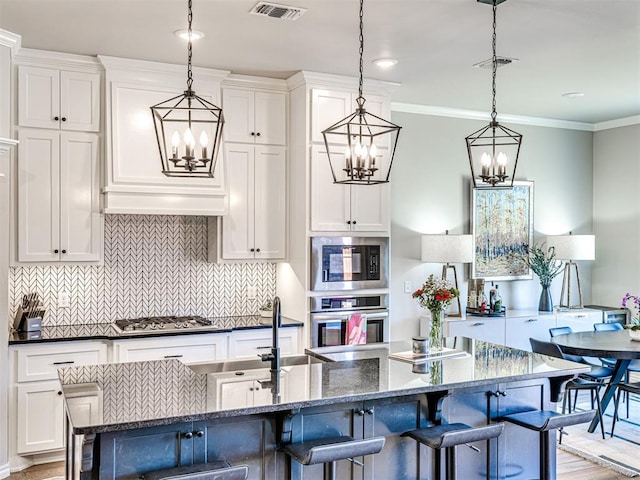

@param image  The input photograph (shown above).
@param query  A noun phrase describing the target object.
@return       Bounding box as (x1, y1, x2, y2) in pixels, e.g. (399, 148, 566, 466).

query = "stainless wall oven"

(310, 236, 389, 291)
(310, 294, 389, 348)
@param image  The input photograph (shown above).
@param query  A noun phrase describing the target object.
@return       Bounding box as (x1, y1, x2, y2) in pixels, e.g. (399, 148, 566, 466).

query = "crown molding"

(287, 70, 400, 96)
(391, 102, 596, 132)
(98, 55, 230, 83)
(223, 73, 288, 92)
(0, 29, 21, 57)
(14, 48, 101, 72)
(593, 115, 640, 132)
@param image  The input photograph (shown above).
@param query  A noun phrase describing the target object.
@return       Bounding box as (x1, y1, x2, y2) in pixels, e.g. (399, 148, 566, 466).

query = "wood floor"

(6, 453, 630, 480)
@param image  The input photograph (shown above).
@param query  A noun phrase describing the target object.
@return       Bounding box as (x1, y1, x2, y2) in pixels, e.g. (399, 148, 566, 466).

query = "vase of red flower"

(413, 274, 459, 352)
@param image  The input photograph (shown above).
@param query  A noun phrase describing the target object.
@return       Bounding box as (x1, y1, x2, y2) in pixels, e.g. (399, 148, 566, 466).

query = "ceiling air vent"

(473, 56, 518, 69)
(250, 2, 307, 21)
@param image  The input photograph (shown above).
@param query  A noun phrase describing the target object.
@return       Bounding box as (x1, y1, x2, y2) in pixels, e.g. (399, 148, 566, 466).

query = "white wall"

(592, 124, 640, 307)
(388, 111, 594, 341)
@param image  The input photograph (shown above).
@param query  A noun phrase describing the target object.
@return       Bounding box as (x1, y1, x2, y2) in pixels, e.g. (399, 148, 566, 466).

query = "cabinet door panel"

(505, 315, 556, 351)
(60, 70, 100, 132)
(17, 380, 65, 454)
(222, 88, 255, 143)
(254, 91, 286, 145)
(310, 145, 350, 232)
(350, 181, 389, 232)
(222, 144, 254, 259)
(18, 66, 60, 129)
(311, 89, 351, 144)
(254, 146, 286, 259)
(17, 129, 60, 262)
(59, 132, 101, 261)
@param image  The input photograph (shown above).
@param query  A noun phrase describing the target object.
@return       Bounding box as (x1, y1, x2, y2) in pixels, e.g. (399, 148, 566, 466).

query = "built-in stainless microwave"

(310, 237, 389, 291)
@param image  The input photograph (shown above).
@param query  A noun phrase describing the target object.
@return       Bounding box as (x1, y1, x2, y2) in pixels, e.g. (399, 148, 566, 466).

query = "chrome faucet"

(260, 296, 281, 373)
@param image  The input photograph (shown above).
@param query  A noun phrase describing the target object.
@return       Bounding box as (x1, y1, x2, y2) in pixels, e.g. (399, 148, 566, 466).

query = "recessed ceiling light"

(373, 58, 398, 68)
(561, 92, 585, 98)
(174, 30, 205, 41)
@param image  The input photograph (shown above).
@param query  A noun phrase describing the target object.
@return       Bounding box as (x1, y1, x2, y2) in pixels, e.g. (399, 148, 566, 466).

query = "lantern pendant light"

(466, 0, 522, 188)
(321, 0, 402, 185)
(150, 0, 224, 178)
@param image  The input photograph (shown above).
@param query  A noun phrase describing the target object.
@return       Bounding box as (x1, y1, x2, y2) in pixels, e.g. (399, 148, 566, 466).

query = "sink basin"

(188, 354, 324, 375)
(306, 343, 391, 363)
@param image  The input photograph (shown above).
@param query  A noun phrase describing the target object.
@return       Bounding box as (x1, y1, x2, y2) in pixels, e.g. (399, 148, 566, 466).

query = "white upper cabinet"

(17, 129, 101, 262)
(220, 144, 286, 260)
(99, 55, 230, 215)
(223, 88, 286, 145)
(310, 144, 389, 233)
(18, 65, 100, 132)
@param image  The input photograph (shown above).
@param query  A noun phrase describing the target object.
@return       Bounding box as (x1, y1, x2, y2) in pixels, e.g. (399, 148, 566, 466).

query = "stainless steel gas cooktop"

(113, 315, 218, 334)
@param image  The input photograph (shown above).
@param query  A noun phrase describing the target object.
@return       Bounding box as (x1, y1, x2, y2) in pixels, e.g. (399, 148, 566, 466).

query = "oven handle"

(311, 310, 389, 322)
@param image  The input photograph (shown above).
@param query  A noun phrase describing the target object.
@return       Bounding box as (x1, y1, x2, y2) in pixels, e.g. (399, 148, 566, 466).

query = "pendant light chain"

(491, 0, 498, 123)
(356, 0, 365, 108)
(186, 0, 194, 93)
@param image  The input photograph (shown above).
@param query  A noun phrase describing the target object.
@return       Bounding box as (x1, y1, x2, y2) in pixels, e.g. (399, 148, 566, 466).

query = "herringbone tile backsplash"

(8, 215, 276, 326)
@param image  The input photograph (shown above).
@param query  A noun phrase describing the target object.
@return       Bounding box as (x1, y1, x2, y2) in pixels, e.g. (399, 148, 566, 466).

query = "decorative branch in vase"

(521, 242, 563, 312)
(412, 274, 459, 352)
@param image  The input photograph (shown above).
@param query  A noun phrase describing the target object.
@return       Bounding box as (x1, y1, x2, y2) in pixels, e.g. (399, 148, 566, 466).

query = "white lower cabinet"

(9, 341, 108, 462)
(555, 310, 602, 333)
(16, 380, 65, 454)
(228, 328, 300, 359)
(504, 315, 556, 351)
(112, 334, 228, 364)
(445, 316, 506, 345)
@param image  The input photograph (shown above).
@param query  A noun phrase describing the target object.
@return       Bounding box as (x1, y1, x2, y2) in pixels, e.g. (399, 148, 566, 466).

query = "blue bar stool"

(498, 409, 595, 480)
(141, 461, 249, 480)
(402, 423, 504, 480)
(283, 435, 385, 480)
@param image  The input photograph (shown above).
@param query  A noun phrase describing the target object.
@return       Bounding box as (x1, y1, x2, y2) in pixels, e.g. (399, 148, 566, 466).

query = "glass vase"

(428, 308, 444, 352)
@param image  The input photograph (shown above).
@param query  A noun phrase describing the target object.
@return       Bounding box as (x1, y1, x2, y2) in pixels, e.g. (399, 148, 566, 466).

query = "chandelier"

(321, 0, 401, 185)
(150, 0, 224, 178)
(466, 0, 522, 188)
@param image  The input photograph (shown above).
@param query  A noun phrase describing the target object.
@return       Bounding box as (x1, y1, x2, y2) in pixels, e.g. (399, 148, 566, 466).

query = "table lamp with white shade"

(545, 233, 595, 309)
(421, 232, 474, 316)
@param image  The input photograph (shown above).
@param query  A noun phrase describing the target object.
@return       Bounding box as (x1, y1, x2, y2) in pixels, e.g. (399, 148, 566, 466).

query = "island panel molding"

(8, 214, 276, 325)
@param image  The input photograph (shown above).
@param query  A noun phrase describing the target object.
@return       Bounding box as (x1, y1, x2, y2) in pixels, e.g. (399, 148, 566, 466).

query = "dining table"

(552, 329, 640, 433)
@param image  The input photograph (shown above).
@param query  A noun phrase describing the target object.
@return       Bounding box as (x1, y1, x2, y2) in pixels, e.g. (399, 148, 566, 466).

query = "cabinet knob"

(365, 408, 374, 415)
(54, 249, 59, 254)
(256, 132, 261, 137)
(256, 248, 260, 252)
(54, 116, 59, 121)
(61, 249, 67, 254)
(61, 117, 67, 122)
(250, 132, 255, 136)
(347, 220, 351, 225)
(250, 248, 255, 252)
(195, 430, 204, 438)
(57, 391, 63, 396)
(355, 409, 365, 416)
(352, 221, 356, 225)
(183, 432, 193, 439)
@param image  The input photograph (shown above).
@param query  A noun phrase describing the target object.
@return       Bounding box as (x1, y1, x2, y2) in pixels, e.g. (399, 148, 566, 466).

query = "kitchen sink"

(305, 343, 391, 362)
(188, 354, 324, 375)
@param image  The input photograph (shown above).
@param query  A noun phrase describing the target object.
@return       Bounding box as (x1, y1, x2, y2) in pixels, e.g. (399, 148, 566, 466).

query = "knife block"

(13, 306, 46, 332)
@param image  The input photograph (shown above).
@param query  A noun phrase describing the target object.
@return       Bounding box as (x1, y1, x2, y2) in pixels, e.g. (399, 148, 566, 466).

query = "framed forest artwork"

(471, 181, 534, 281)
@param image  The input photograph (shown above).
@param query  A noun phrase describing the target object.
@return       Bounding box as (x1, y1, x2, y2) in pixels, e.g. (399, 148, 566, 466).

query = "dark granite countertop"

(59, 339, 588, 435)
(9, 316, 303, 344)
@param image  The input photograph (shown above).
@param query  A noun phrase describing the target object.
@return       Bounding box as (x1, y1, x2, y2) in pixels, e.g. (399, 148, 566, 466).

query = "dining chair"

(530, 338, 605, 440)
(593, 322, 640, 418)
(549, 326, 614, 381)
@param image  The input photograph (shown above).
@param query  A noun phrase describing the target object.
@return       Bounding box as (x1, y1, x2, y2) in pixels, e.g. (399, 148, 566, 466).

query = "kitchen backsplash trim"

(9, 215, 276, 326)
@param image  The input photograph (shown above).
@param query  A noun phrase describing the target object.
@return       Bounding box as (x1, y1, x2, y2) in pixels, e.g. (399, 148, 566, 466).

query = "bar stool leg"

(445, 446, 457, 480)
(325, 460, 336, 480)
(434, 448, 442, 480)
(540, 431, 551, 480)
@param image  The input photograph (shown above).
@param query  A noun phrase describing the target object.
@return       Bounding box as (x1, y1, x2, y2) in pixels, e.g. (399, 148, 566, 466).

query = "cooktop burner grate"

(113, 315, 216, 334)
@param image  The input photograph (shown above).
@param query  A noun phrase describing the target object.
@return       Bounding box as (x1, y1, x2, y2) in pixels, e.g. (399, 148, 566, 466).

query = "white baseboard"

(0, 462, 10, 479)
